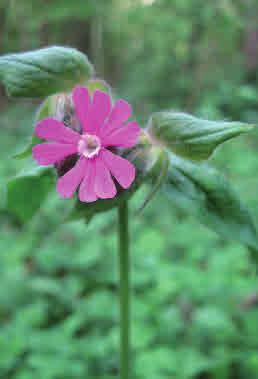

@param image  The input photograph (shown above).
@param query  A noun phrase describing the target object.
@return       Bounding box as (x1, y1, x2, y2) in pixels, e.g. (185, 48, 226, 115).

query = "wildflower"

(32, 86, 140, 202)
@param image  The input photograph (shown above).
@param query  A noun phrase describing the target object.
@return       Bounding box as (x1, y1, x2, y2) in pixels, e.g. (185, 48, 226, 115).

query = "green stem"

(118, 201, 130, 379)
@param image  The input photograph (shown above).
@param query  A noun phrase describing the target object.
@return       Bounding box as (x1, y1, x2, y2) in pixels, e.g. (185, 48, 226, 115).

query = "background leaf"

(5, 166, 55, 224)
(164, 154, 258, 252)
(14, 95, 57, 160)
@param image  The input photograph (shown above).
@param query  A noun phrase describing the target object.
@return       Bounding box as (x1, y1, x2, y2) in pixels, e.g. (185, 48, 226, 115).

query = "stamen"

(78, 134, 101, 158)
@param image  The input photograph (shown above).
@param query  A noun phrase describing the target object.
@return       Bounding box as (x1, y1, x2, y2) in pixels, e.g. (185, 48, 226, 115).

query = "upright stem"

(118, 201, 130, 379)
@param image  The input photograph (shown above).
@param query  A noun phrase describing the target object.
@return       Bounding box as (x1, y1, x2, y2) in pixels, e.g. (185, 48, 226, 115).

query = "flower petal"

(79, 159, 97, 202)
(72, 86, 91, 132)
(56, 156, 87, 198)
(35, 118, 80, 144)
(101, 99, 132, 138)
(102, 121, 140, 148)
(94, 156, 117, 199)
(108, 99, 132, 127)
(32, 143, 77, 166)
(100, 149, 135, 189)
(87, 90, 112, 135)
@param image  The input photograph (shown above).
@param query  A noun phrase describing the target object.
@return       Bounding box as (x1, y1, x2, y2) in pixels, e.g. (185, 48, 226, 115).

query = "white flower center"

(78, 134, 101, 158)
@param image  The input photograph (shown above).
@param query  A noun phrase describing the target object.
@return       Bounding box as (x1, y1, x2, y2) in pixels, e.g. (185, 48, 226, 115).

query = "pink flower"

(32, 86, 140, 202)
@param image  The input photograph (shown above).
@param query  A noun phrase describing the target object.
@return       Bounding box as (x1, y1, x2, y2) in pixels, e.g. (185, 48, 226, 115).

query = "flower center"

(78, 134, 101, 158)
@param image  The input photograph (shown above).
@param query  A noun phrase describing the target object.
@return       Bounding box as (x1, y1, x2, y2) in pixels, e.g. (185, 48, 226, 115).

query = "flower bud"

(53, 93, 81, 133)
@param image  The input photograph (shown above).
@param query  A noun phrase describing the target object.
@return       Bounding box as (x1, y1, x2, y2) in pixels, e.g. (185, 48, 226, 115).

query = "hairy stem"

(118, 201, 130, 379)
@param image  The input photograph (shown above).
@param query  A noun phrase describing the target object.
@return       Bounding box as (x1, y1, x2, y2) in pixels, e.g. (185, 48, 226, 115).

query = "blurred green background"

(1, 0, 258, 378)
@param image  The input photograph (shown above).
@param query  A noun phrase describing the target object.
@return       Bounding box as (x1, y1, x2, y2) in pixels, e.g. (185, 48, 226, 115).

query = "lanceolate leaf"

(0, 46, 94, 98)
(164, 154, 258, 251)
(6, 166, 55, 224)
(149, 111, 254, 161)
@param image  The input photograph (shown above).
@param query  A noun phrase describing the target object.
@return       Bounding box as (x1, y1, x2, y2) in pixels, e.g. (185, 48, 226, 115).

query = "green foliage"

(2, 103, 258, 379)
(1, 0, 258, 378)
(149, 111, 254, 160)
(5, 165, 55, 224)
(0, 46, 93, 97)
(85, 79, 111, 95)
(164, 154, 258, 253)
(14, 95, 57, 160)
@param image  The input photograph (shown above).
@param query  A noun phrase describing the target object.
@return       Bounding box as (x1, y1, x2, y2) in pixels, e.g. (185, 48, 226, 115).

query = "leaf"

(14, 95, 56, 160)
(5, 166, 55, 224)
(13, 135, 40, 160)
(0, 46, 94, 98)
(164, 154, 258, 251)
(137, 150, 169, 213)
(149, 111, 254, 160)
